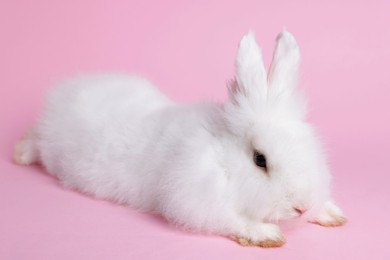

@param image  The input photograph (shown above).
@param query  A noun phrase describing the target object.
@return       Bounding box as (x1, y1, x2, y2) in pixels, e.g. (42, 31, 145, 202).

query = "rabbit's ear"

(267, 29, 300, 100)
(230, 31, 267, 104)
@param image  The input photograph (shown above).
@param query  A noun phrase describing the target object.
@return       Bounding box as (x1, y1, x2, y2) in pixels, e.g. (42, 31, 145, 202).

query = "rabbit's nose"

(293, 206, 307, 215)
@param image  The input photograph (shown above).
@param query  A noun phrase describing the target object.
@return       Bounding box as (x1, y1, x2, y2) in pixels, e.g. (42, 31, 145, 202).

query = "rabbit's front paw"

(310, 201, 347, 227)
(230, 223, 285, 248)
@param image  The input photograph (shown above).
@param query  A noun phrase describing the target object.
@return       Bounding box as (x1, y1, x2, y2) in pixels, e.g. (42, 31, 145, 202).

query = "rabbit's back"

(36, 74, 173, 203)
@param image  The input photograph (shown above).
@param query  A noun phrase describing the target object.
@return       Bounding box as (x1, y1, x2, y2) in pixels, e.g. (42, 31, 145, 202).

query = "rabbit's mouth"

(266, 201, 313, 222)
(281, 208, 308, 220)
(293, 206, 308, 216)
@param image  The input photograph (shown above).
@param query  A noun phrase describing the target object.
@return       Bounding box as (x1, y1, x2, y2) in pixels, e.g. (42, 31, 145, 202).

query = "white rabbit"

(14, 30, 346, 247)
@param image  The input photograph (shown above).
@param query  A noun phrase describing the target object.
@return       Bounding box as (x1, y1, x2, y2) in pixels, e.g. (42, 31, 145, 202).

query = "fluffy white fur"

(14, 30, 346, 247)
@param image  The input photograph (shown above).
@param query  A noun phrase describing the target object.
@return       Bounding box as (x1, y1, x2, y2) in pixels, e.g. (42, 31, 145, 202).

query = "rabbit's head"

(222, 30, 331, 222)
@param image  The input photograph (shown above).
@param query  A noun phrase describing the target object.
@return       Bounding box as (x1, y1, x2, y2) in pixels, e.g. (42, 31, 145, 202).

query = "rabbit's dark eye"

(253, 151, 267, 170)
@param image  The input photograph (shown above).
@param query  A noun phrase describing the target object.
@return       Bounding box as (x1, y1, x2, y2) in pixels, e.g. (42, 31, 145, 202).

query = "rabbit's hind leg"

(14, 128, 39, 165)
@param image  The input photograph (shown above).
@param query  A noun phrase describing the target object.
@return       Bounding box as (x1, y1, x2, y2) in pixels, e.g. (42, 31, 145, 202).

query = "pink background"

(1, 0, 389, 259)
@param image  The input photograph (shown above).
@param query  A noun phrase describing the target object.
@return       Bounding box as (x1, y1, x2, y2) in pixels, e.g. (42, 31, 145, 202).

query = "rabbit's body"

(15, 30, 346, 247)
(18, 75, 250, 233)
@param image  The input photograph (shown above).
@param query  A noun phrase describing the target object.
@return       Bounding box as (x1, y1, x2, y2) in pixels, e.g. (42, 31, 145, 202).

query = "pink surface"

(1, 0, 389, 259)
